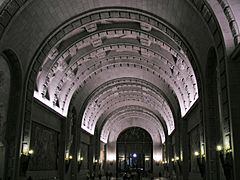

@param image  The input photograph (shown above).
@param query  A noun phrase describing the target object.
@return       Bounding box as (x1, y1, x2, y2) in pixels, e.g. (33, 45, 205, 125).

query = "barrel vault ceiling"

(33, 8, 199, 144)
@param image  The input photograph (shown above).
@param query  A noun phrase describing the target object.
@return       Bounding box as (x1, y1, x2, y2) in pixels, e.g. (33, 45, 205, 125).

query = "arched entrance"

(116, 127, 153, 177)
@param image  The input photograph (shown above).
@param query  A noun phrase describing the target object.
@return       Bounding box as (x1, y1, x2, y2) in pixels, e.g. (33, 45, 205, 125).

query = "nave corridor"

(0, 0, 240, 180)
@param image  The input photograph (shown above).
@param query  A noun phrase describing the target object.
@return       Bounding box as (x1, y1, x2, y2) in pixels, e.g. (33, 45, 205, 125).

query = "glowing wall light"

(194, 151, 200, 157)
(216, 145, 223, 152)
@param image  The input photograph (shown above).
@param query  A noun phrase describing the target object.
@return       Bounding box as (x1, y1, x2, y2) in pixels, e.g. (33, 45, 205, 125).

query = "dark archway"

(116, 127, 153, 177)
(1, 50, 22, 180)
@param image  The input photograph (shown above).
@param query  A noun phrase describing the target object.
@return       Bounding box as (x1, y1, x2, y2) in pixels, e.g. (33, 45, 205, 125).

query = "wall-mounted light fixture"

(98, 159, 103, 170)
(77, 155, 83, 171)
(28, 149, 34, 155)
(163, 160, 168, 164)
(194, 151, 200, 157)
(194, 150, 205, 178)
(161, 160, 168, 171)
(216, 144, 233, 180)
(175, 156, 180, 161)
(20, 143, 34, 176)
(65, 152, 72, 173)
(174, 156, 182, 173)
(145, 157, 150, 161)
(216, 145, 223, 152)
(170, 157, 177, 173)
(93, 159, 99, 170)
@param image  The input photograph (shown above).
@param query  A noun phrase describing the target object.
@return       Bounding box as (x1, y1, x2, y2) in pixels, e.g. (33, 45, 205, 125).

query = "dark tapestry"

(28, 122, 58, 170)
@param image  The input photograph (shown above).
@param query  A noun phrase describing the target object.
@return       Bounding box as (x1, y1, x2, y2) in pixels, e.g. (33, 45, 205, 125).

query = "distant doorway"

(116, 127, 153, 176)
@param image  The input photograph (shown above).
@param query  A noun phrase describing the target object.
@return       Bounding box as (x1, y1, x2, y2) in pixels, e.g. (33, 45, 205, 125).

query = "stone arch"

(26, 7, 201, 121)
(99, 106, 166, 144)
(0, 53, 10, 179)
(0, 49, 22, 180)
(80, 78, 175, 136)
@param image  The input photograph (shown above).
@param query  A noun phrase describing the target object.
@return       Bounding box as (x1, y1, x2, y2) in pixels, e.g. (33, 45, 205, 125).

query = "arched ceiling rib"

(34, 22, 198, 115)
(95, 100, 169, 134)
(82, 93, 171, 134)
(100, 107, 165, 144)
(71, 67, 179, 112)
(81, 78, 174, 135)
(33, 8, 200, 138)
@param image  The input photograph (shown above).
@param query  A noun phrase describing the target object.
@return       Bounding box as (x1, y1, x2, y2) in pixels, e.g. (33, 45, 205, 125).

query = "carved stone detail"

(217, 0, 240, 45)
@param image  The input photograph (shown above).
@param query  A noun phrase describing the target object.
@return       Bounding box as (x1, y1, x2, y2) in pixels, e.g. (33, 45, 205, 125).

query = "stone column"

(181, 118, 189, 180)
(228, 46, 240, 180)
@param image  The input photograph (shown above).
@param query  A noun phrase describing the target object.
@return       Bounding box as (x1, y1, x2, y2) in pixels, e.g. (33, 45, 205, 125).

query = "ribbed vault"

(0, 0, 240, 178)
(82, 78, 174, 136)
(32, 8, 200, 145)
(100, 106, 166, 143)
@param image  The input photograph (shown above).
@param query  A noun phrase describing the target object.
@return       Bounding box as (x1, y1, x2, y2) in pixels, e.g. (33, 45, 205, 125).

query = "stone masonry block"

(217, 44, 224, 60)
(120, 11, 129, 19)
(208, 17, 217, 34)
(110, 11, 120, 18)
(194, 0, 204, 11)
(214, 31, 222, 47)
(201, 5, 211, 22)
(5, 0, 19, 16)
(0, 10, 11, 27)
(100, 12, 110, 19)
(63, 24, 74, 34)
(15, 0, 27, 6)
(81, 16, 91, 25)
(49, 36, 58, 47)
(0, 24, 4, 37)
(91, 13, 100, 21)
(55, 30, 65, 41)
